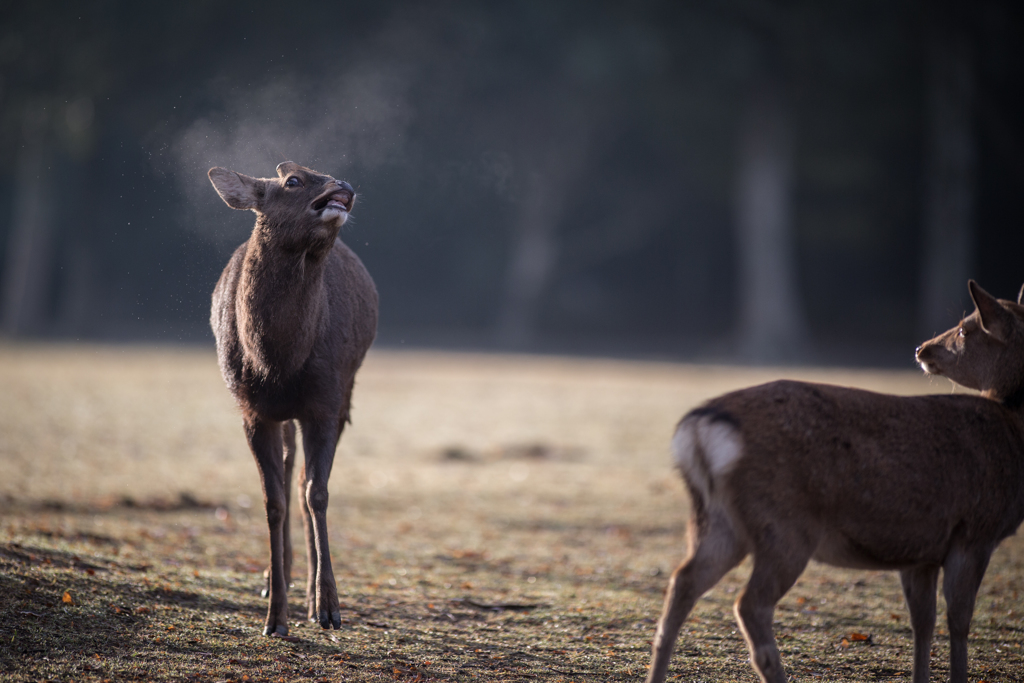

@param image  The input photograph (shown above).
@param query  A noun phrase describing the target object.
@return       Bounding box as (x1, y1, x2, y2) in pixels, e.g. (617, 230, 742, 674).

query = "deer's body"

(213, 236, 376, 421)
(209, 162, 377, 637)
(681, 383, 1024, 571)
(648, 282, 1024, 683)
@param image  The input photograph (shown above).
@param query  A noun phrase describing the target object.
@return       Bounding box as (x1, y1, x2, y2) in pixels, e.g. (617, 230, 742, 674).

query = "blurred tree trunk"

(497, 169, 561, 348)
(55, 242, 96, 337)
(734, 72, 808, 363)
(919, 13, 975, 336)
(497, 127, 589, 348)
(2, 115, 55, 337)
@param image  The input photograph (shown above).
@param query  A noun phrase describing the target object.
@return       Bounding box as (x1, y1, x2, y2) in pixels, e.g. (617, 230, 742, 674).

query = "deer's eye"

(958, 326, 966, 338)
(285, 176, 302, 188)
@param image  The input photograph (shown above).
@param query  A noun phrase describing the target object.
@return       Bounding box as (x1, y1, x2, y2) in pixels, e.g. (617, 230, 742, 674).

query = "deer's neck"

(236, 225, 329, 380)
(981, 362, 1024, 411)
(994, 388, 1024, 413)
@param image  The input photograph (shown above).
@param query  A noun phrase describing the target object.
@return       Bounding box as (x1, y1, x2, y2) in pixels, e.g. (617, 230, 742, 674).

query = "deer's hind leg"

(298, 455, 317, 621)
(942, 546, 992, 683)
(734, 530, 814, 683)
(647, 507, 747, 683)
(282, 420, 297, 586)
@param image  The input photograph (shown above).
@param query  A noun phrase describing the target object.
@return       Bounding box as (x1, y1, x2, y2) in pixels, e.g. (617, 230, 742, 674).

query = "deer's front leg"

(899, 565, 939, 683)
(263, 420, 298, 600)
(300, 418, 342, 629)
(245, 416, 289, 636)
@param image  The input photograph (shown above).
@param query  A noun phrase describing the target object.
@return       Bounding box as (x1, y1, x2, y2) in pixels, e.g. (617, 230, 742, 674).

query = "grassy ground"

(1, 345, 1022, 682)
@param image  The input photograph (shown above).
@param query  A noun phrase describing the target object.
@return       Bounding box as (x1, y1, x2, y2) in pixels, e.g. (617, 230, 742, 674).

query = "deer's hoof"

(263, 623, 288, 637)
(318, 610, 342, 629)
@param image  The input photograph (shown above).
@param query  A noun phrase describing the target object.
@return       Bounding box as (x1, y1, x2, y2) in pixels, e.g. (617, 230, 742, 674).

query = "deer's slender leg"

(647, 511, 746, 683)
(245, 415, 289, 636)
(299, 417, 342, 629)
(298, 456, 318, 621)
(899, 564, 939, 683)
(281, 420, 297, 586)
(942, 547, 991, 683)
(264, 420, 298, 599)
(734, 542, 811, 683)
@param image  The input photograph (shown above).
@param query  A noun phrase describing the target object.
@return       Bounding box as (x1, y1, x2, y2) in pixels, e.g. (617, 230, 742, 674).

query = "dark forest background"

(1, 0, 1022, 365)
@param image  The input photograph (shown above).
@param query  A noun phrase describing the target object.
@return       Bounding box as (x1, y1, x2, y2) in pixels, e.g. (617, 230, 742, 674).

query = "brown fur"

(647, 281, 1024, 683)
(209, 161, 377, 636)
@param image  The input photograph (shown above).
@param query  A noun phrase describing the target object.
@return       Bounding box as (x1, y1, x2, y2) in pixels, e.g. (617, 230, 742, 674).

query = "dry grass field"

(1, 345, 1022, 682)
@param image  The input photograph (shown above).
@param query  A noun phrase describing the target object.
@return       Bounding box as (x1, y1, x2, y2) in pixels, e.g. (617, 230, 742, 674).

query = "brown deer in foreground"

(647, 281, 1024, 683)
(208, 162, 377, 636)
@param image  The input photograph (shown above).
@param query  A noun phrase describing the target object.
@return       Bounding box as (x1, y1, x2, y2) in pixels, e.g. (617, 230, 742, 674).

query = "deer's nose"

(335, 180, 353, 193)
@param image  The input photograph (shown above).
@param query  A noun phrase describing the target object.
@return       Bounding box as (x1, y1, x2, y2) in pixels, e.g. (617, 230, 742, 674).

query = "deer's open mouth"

(312, 190, 353, 213)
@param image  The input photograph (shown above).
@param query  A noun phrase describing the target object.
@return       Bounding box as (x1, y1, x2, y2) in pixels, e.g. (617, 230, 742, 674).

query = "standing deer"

(208, 162, 377, 636)
(647, 281, 1024, 683)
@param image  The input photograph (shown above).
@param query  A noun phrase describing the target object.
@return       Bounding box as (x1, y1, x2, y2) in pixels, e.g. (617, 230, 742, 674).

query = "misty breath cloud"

(170, 68, 414, 248)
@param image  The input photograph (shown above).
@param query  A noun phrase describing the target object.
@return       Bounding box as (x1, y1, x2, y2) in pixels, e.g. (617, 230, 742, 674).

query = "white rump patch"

(697, 419, 743, 475)
(672, 414, 744, 500)
(671, 420, 697, 473)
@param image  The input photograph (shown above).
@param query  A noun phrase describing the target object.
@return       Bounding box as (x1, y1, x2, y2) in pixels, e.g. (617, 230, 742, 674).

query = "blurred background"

(1, 0, 1022, 365)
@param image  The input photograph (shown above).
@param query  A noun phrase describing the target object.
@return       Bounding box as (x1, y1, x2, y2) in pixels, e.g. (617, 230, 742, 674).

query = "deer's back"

(210, 243, 246, 393)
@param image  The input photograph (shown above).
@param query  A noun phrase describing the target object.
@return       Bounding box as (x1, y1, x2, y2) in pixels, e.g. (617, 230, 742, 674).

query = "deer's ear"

(209, 167, 262, 210)
(276, 161, 301, 177)
(970, 280, 1015, 342)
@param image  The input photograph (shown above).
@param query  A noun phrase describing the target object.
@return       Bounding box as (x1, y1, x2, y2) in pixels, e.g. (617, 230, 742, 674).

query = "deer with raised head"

(646, 281, 1024, 683)
(208, 162, 377, 636)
